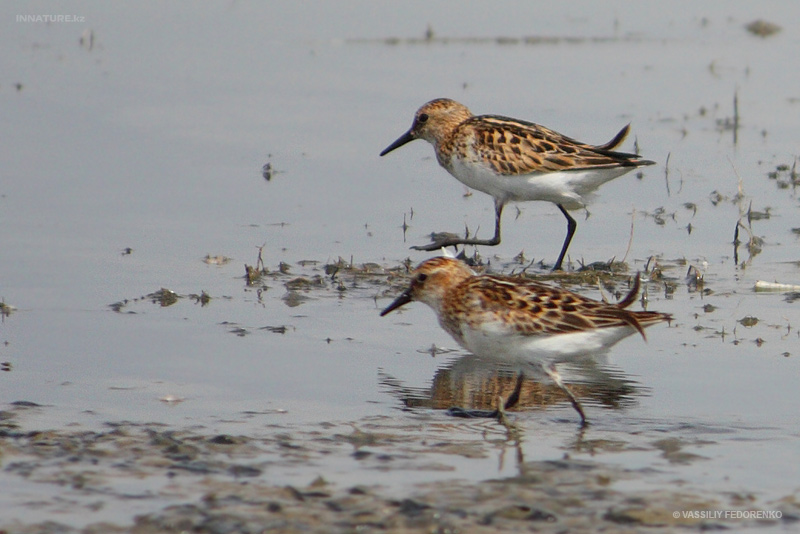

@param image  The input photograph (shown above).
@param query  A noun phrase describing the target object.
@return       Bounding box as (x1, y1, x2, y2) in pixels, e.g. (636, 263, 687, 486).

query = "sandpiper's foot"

(446, 373, 524, 420)
(411, 232, 464, 251)
(411, 232, 500, 252)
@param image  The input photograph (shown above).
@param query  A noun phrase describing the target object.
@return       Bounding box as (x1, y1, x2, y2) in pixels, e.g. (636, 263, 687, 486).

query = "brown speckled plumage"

(449, 274, 666, 339)
(383, 257, 669, 345)
(448, 113, 645, 176)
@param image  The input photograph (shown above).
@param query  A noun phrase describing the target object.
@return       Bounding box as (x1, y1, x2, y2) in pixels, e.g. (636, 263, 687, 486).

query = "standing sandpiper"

(380, 98, 655, 270)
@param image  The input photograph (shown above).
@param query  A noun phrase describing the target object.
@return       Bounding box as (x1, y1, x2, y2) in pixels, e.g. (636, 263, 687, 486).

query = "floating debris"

(203, 255, 232, 265)
(347, 28, 644, 47)
(708, 190, 727, 206)
(228, 326, 249, 337)
(766, 159, 800, 190)
(159, 395, 185, 404)
(245, 245, 269, 285)
(109, 300, 129, 313)
(285, 276, 324, 290)
(190, 291, 211, 306)
(245, 264, 268, 285)
(0, 301, 16, 318)
(738, 316, 759, 327)
(112, 288, 215, 311)
(148, 288, 179, 307)
(754, 281, 800, 292)
(260, 325, 292, 334)
(261, 157, 283, 181)
(415, 344, 458, 358)
(10, 400, 41, 408)
(746, 206, 771, 221)
(745, 20, 781, 38)
(578, 259, 628, 273)
(686, 265, 704, 291)
(79, 28, 95, 50)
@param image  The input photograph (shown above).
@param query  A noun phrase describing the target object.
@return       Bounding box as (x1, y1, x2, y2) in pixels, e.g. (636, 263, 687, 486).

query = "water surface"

(1, 1, 799, 530)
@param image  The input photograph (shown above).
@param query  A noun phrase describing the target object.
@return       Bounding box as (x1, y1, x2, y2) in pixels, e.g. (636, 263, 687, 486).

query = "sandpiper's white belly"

(447, 157, 636, 210)
(456, 321, 639, 366)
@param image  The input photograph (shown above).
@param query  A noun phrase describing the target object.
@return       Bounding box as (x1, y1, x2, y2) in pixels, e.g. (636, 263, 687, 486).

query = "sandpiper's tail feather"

(615, 274, 672, 340)
(597, 124, 630, 151)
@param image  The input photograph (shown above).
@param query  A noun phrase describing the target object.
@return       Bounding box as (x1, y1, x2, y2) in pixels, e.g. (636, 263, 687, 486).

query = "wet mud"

(2, 403, 797, 534)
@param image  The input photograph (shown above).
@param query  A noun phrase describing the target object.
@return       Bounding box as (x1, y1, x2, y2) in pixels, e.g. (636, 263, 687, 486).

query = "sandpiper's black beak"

(380, 130, 416, 156)
(380, 289, 412, 316)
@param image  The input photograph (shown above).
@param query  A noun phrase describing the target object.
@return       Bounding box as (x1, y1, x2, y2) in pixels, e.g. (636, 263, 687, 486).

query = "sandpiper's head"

(380, 99, 473, 156)
(380, 257, 474, 316)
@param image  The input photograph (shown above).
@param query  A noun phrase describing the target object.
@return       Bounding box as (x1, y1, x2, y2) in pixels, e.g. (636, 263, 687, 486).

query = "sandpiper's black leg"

(553, 204, 577, 271)
(412, 198, 505, 251)
(543, 363, 587, 427)
(487, 197, 505, 246)
(502, 371, 524, 411)
(446, 370, 524, 419)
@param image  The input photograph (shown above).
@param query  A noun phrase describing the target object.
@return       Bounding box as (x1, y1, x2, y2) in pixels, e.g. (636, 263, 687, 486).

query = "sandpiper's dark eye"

(418, 113, 429, 123)
(416, 273, 428, 282)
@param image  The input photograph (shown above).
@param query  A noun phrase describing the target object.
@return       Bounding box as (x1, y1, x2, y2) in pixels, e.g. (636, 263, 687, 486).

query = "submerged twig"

(733, 90, 739, 145)
(621, 207, 636, 264)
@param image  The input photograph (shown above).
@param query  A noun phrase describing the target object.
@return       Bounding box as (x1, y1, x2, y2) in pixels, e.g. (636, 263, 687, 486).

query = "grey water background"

(1, 1, 799, 526)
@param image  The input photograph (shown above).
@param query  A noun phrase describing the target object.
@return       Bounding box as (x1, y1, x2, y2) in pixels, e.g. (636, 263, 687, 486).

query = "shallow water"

(1, 1, 799, 531)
